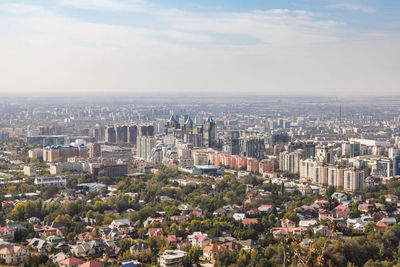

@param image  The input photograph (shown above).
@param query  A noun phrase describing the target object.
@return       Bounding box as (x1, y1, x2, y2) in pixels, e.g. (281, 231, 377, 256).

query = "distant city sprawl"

(0, 97, 398, 266)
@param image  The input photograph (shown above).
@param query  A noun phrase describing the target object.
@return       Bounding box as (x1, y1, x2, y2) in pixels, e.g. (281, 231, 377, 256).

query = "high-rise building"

(128, 125, 138, 145)
(106, 126, 116, 143)
(137, 136, 156, 161)
(139, 125, 155, 137)
(375, 158, 393, 178)
(203, 116, 216, 148)
(89, 143, 101, 158)
(239, 137, 265, 161)
(394, 156, 400, 176)
(116, 125, 128, 143)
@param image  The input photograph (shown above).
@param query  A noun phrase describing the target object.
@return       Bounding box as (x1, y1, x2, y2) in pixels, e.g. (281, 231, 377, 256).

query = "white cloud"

(0, 1, 398, 97)
(329, 3, 375, 13)
(57, 0, 147, 12)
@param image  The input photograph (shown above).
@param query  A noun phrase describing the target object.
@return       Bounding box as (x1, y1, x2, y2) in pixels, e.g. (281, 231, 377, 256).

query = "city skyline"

(0, 0, 399, 97)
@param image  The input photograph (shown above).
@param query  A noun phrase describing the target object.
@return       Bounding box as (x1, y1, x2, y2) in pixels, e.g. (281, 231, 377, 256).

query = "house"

(52, 252, 68, 263)
(233, 213, 246, 221)
(213, 208, 227, 216)
(158, 250, 187, 267)
(79, 261, 104, 267)
(70, 240, 104, 258)
(236, 239, 257, 251)
(299, 185, 313, 195)
(380, 217, 396, 226)
(361, 215, 374, 224)
(384, 194, 398, 203)
(335, 205, 350, 218)
(375, 221, 388, 232)
(130, 242, 150, 256)
(272, 229, 288, 239)
(121, 261, 139, 267)
(347, 218, 362, 227)
(331, 192, 348, 202)
(27, 238, 52, 253)
(148, 228, 163, 237)
(221, 241, 242, 251)
(77, 231, 99, 241)
(60, 257, 85, 267)
(170, 215, 189, 224)
(144, 217, 164, 227)
(358, 203, 374, 213)
(319, 209, 333, 221)
(299, 220, 317, 228)
(0, 245, 29, 265)
(246, 207, 261, 217)
(353, 223, 366, 232)
(258, 204, 273, 213)
(281, 219, 296, 228)
(242, 218, 258, 225)
(110, 219, 131, 233)
(0, 227, 15, 241)
(191, 234, 210, 247)
(313, 225, 331, 237)
(314, 199, 330, 207)
(203, 243, 221, 261)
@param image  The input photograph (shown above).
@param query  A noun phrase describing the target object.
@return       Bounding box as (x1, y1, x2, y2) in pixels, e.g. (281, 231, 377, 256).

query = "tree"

(215, 249, 237, 266)
(325, 186, 335, 199)
(188, 247, 201, 266)
(120, 239, 133, 252)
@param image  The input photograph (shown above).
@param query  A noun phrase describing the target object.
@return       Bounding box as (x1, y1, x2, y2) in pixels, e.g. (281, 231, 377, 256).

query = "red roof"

(148, 228, 163, 236)
(335, 205, 349, 211)
(242, 218, 258, 225)
(60, 257, 85, 266)
(79, 261, 104, 267)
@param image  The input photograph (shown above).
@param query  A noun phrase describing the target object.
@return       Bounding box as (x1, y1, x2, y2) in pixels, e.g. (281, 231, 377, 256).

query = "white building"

(24, 165, 36, 176)
(34, 176, 67, 187)
(158, 250, 187, 267)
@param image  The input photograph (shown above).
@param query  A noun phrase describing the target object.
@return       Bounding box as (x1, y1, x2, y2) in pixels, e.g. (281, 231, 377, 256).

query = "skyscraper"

(116, 125, 128, 143)
(203, 116, 216, 148)
(128, 125, 138, 145)
(89, 143, 101, 158)
(106, 126, 116, 143)
(137, 136, 156, 161)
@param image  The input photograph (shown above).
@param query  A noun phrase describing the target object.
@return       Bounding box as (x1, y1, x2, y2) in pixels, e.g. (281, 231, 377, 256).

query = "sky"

(0, 0, 399, 97)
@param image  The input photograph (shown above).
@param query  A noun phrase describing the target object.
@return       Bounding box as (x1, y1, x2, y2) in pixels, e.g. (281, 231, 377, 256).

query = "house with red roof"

(59, 257, 85, 267)
(242, 218, 258, 225)
(191, 234, 210, 247)
(281, 219, 296, 228)
(148, 228, 163, 237)
(319, 209, 333, 221)
(358, 203, 374, 213)
(335, 205, 350, 218)
(375, 221, 388, 232)
(384, 194, 398, 203)
(0, 227, 15, 241)
(203, 243, 221, 261)
(0, 245, 29, 265)
(79, 261, 104, 267)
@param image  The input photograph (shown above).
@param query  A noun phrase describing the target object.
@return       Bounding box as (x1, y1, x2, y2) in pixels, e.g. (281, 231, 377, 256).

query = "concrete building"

(239, 137, 265, 161)
(92, 164, 128, 178)
(89, 143, 102, 158)
(106, 126, 116, 143)
(137, 136, 156, 162)
(158, 250, 187, 267)
(43, 145, 88, 163)
(34, 176, 67, 186)
(203, 116, 216, 148)
(24, 165, 36, 176)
